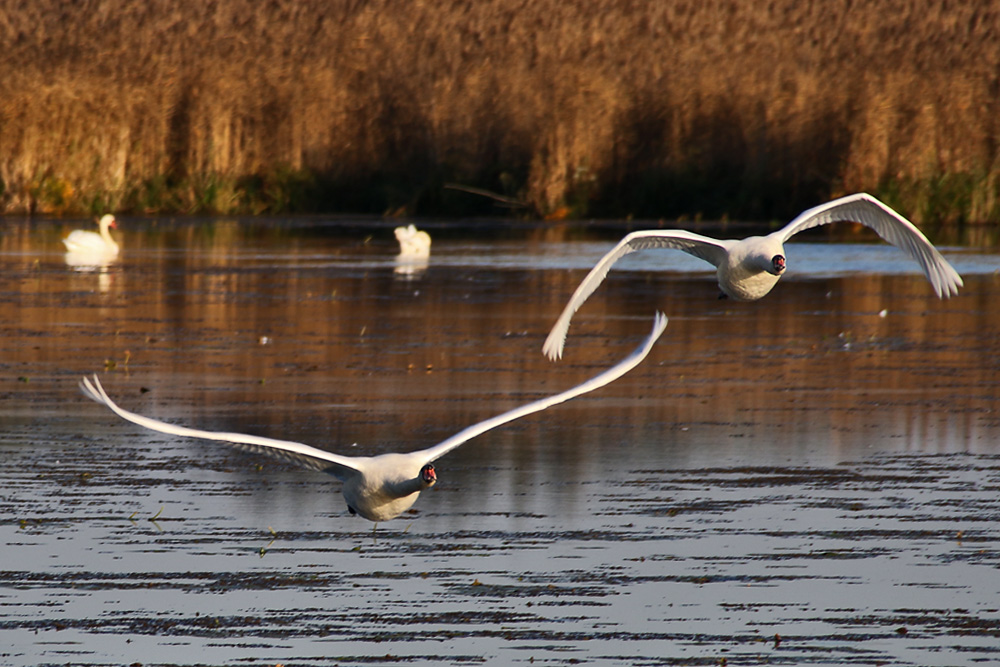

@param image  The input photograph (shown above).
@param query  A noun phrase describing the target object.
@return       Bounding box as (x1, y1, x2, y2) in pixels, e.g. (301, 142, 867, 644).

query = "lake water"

(1, 217, 999, 666)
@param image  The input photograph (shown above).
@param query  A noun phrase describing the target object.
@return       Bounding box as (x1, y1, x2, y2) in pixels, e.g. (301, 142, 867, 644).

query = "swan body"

(543, 193, 963, 360)
(63, 214, 119, 257)
(394, 224, 432, 258)
(80, 312, 667, 522)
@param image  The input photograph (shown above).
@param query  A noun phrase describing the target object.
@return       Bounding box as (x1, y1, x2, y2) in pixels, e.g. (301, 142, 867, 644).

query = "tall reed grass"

(1, 0, 999, 225)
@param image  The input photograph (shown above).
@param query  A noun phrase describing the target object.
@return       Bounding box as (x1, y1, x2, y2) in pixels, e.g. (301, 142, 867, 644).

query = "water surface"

(1, 218, 999, 666)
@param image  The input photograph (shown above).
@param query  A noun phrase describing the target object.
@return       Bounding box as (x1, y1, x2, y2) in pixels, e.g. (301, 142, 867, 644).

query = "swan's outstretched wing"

(79, 375, 361, 480)
(418, 311, 667, 464)
(776, 193, 963, 298)
(543, 231, 728, 360)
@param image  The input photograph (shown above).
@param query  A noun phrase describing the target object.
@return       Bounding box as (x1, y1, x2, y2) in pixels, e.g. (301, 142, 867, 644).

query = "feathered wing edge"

(79, 312, 665, 487)
(78, 375, 360, 480)
(778, 193, 963, 298)
(542, 231, 727, 360)
(420, 311, 668, 465)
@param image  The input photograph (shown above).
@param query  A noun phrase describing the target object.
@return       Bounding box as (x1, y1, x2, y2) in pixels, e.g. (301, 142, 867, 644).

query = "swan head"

(99, 214, 117, 230)
(420, 463, 437, 487)
(746, 236, 785, 276)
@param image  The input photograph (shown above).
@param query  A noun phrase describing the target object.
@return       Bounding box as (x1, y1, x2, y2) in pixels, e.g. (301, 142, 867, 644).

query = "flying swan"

(80, 313, 667, 523)
(543, 193, 962, 360)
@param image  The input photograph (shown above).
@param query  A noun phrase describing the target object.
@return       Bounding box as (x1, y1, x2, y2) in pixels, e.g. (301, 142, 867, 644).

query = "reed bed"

(1, 0, 999, 225)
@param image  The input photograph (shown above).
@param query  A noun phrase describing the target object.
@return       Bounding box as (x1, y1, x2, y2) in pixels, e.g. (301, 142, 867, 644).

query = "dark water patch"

(445, 580, 613, 600)
(0, 570, 351, 593)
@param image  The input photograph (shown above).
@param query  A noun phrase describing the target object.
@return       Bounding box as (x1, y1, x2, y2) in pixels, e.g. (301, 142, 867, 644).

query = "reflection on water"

(1, 217, 999, 666)
(62, 251, 118, 295)
(393, 253, 430, 279)
(62, 250, 118, 271)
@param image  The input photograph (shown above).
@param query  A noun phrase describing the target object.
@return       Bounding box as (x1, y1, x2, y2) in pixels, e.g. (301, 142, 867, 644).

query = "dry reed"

(2, 0, 999, 225)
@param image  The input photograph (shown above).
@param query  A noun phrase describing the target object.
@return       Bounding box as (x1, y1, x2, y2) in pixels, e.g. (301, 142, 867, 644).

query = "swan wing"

(417, 311, 667, 465)
(542, 230, 727, 360)
(78, 375, 361, 480)
(776, 193, 963, 298)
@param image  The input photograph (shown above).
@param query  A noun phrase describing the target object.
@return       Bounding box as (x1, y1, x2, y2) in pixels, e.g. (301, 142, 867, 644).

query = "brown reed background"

(2, 0, 999, 226)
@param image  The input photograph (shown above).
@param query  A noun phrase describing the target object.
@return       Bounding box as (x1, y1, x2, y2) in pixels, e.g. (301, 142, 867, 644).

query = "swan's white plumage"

(80, 312, 666, 522)
(394, 224, 432, 258)
(542, 193, 962, 360)
(63, 215, 119, 257)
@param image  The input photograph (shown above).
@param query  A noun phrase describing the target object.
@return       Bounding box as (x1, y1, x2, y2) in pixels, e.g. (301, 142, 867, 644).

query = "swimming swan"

(63, 214, 119, 257)
(394, 224, 432, 258)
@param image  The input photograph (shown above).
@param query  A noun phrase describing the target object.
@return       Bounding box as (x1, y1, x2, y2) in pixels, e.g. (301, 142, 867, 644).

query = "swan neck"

(393, 474, 433, 497)
(99, 220, 118, 250)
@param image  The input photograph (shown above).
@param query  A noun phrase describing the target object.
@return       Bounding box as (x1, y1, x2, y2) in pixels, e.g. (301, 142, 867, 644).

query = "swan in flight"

(543, 193, 963, 361)
(80, 313, 667, 522)
(394, 224, 432, 258)
(63, 214, 120, 257)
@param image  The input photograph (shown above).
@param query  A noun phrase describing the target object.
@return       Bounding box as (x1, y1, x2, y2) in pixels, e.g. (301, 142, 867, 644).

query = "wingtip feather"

(654, 311, 668, 333)
(541, 332, 565, 362)
(79, 374, 103, 404)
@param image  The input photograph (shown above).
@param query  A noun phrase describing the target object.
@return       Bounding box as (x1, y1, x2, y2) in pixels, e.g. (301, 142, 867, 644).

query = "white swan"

(543, 193, 963, 360)
(63, 214, 119, 257)
(80, 313, 667, 523)
(394, 224, 432, 258)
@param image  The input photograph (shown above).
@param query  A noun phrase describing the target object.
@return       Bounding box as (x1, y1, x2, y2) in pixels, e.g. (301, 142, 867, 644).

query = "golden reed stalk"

(1, 0, 998, 226)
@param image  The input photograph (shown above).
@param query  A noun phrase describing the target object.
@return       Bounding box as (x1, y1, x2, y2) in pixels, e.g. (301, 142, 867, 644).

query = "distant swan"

(63, 214, 119, 257)
(394, 224, 431, 258)
(80, 313, 667, 523)
(543, 193, 963, 360)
